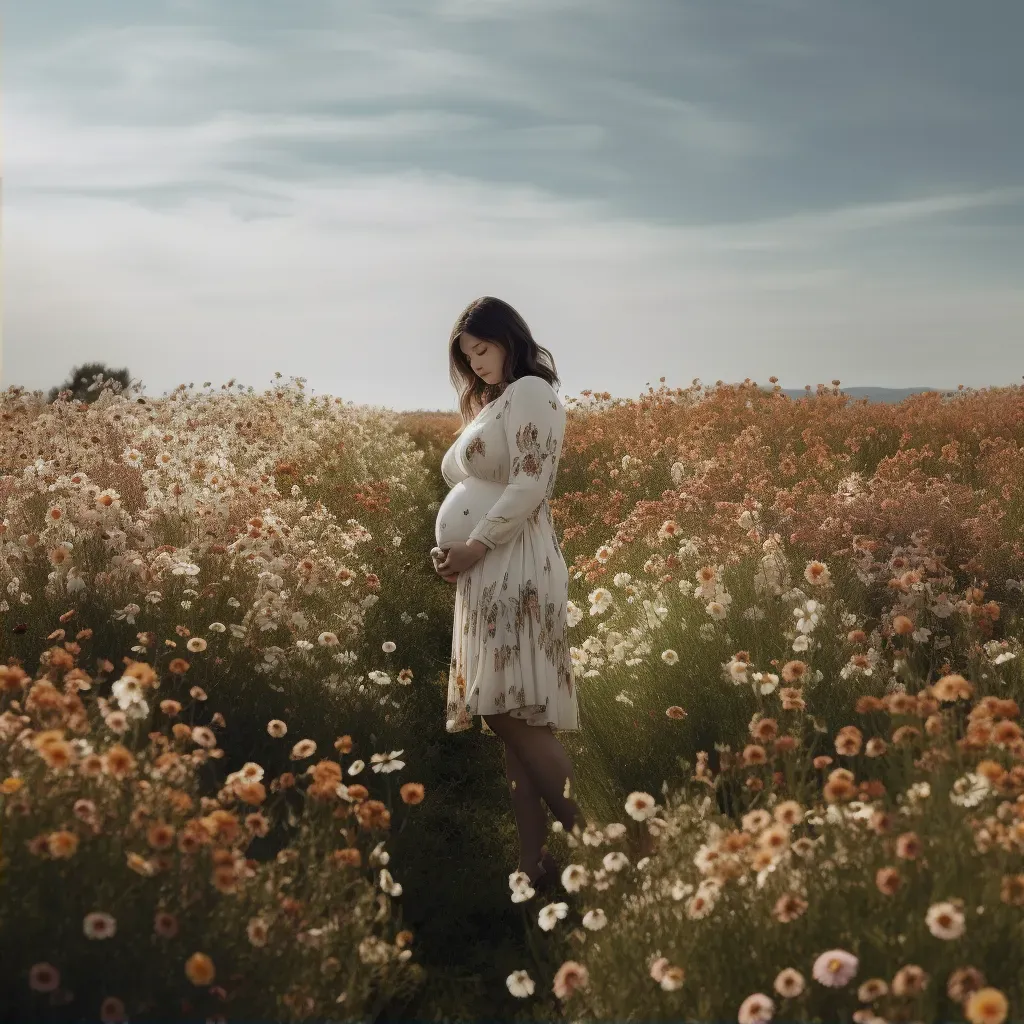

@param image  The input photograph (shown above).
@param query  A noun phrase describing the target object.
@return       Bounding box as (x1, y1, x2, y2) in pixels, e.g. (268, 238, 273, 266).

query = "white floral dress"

(436, 375, 578, 734)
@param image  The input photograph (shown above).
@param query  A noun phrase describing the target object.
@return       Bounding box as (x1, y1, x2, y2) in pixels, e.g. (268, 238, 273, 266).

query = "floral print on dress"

(440, 375, 578, 734)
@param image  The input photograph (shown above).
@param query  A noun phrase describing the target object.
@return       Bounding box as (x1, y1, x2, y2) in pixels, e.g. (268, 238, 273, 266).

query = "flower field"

(1, 374, 1022, 1022)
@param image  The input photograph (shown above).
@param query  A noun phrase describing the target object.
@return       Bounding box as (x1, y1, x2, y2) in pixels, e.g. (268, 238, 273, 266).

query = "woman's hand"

(430, 547, 461, 583)
(434, 540, 487, 576)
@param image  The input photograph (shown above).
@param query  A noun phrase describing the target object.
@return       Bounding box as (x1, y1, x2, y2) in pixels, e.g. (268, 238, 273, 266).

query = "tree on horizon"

(47, 362, 134, 404)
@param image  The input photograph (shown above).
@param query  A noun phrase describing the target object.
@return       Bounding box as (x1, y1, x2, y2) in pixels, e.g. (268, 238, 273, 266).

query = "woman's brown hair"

(447, 296, 561, 434)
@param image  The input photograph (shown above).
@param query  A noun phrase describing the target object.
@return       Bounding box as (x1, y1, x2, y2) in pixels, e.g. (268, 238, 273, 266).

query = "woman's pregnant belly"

(435, 477, 507, 548)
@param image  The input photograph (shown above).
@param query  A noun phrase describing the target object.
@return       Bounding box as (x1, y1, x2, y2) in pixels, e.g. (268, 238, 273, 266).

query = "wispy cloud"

(4, 0, 1022, 404)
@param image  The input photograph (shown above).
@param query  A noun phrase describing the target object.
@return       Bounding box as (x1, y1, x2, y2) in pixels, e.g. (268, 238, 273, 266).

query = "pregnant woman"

(433, 295, 582, 893)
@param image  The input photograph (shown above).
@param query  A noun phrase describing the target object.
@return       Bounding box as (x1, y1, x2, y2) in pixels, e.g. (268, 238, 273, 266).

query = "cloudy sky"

(5, 0, 1022, 411)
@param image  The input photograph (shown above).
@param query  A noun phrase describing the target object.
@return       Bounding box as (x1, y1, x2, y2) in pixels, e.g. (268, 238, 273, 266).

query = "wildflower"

(948, 967, 986, 1004)
(370, 750, 405, 773)
(738, 993, 775, 1023)
(773, 800, 803, 826)
(780, 660, 807, 684)
(552, 960, 589, 1000)
(835, 726, 863, 756)
(742, 809, 772, 833)
(28, 963, 60, 993)
(84, 912, 117, 939)
(932, 673, 973, 703)
(154, 911, 179, 938)
(582, 908, 607, 930)
(184, 952, 215, 986)
(101, 745, 137, 780)
(686, 889, 715, 920)
(506, 970, 536, 998)
(875, 867, 901, 896)
(1000, 875, 1024, 906)
(99, 996, 127, 1023)
(191, 726, 217, 749)
(857, 978, 888, 1002)
(538, 902, 569, 931)
(267, 719, 287, 738)
(926, 901, 966, 940)
(625, 791, 657, 821)
(662, 649, 679, 665)
(895, 832, 922, 859)
(290, 739, 317, 760)
(891, 964, 928, 997)
(658, 965, 685, 991)
(804, 561, 831, 586)
(812, 949, 858, 988)
(247, 918, 269, 947)
(186, 637, 207, 653)
(773, 893, 807, 922)
(794, 600, 821, 634)
(965, 988, 1009, 1024)
(46, 831, 79, 858)
(774, 969, 805, 998)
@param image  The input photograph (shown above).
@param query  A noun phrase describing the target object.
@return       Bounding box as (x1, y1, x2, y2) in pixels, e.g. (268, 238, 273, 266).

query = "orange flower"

(102, 745, 137, 780)
(891, 725, 921, 745)
(823, 776, 856, 803)
(855, 695, 885, 713)
(184, 952, 215, 986)
(400, 782, 425, 805)
(835, 726, 863, 756)
(236, 781, 266, 806)
(993, 721, 1022, 746)
(932, 673, 973, 703)
(742, 744, 767, 766)
(772, 893, 807, 922)
(780, 660, 807, 684)
(1000, 874, 1024, 906)
(331, 848, 362, 868)
(146, 823, 176, 850)
(47, 830, 80, 858)
(965, 987, 1008, 1024)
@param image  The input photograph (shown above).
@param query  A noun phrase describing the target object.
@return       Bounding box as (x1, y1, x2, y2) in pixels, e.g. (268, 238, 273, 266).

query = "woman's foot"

(533, 847, 561, 892)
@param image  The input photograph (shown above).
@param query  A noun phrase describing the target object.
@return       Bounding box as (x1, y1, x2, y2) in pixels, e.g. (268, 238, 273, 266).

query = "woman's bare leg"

(501, 740, 548, 881)
(483, 712, 583, 835)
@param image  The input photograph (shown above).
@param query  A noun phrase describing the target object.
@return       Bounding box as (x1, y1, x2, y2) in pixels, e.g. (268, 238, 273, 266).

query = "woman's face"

(459, 332, 505, 385)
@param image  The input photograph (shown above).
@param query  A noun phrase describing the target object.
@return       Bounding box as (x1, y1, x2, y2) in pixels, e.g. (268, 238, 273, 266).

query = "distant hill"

(764, 386, 949, 404)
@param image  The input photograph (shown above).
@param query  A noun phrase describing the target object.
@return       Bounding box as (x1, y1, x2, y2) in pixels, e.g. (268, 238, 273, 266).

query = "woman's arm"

(466, 376, 565, 551)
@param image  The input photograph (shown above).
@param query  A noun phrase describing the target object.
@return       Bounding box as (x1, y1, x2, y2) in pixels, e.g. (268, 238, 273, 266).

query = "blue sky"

(4, 0, 1023, 410)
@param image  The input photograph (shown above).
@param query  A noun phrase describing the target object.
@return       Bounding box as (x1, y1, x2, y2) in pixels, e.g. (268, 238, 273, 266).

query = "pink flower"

(739, 992, 776, 1023)
(812, 949, 859, 988)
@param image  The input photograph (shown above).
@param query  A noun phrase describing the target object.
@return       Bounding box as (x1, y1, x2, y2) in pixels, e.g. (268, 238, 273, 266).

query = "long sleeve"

(467, 376, 564, 551)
